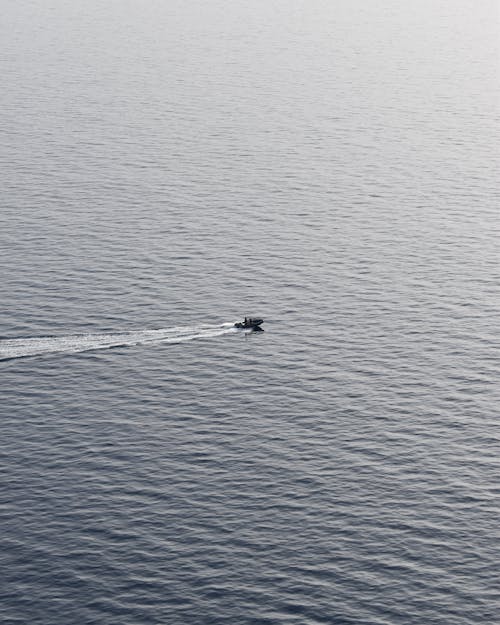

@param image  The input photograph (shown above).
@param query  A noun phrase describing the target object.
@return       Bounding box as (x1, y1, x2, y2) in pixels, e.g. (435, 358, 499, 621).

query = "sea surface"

(1, 1, 499, 623)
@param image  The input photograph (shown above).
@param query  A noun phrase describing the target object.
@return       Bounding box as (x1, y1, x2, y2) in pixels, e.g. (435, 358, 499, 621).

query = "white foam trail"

(0, 323, 236, 361)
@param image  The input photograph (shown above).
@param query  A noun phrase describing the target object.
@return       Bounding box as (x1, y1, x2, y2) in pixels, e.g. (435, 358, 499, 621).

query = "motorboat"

(234, 318, 264, 331)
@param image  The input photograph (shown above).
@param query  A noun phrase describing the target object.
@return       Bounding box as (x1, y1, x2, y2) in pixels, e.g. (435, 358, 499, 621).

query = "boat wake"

(0, 323, 236, 361)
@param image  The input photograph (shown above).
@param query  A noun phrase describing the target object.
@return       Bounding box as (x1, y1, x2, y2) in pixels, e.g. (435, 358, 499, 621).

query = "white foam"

(0, 323, 236, 361)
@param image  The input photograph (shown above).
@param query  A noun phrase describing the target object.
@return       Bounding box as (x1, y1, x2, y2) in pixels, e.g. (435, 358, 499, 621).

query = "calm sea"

(1, 1, 499, 623)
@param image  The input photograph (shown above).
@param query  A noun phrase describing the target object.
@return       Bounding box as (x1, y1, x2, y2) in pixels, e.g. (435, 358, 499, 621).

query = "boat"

(234, 317, 264, 331)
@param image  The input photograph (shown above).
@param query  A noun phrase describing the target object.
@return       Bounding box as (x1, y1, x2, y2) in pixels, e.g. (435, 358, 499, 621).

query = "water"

(1, 1, 499, 623)
(0, 324, 236, 360)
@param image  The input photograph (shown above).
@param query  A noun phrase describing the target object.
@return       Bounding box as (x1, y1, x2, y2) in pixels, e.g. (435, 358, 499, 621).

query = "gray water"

(1, 1, 499, 623)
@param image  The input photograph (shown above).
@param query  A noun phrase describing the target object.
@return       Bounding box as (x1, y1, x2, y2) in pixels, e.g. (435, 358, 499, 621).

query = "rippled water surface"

(1, 1, 499, 623)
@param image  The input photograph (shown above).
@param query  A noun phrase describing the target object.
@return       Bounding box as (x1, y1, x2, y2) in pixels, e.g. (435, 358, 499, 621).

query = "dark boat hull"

(234, 318, 264, 330)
